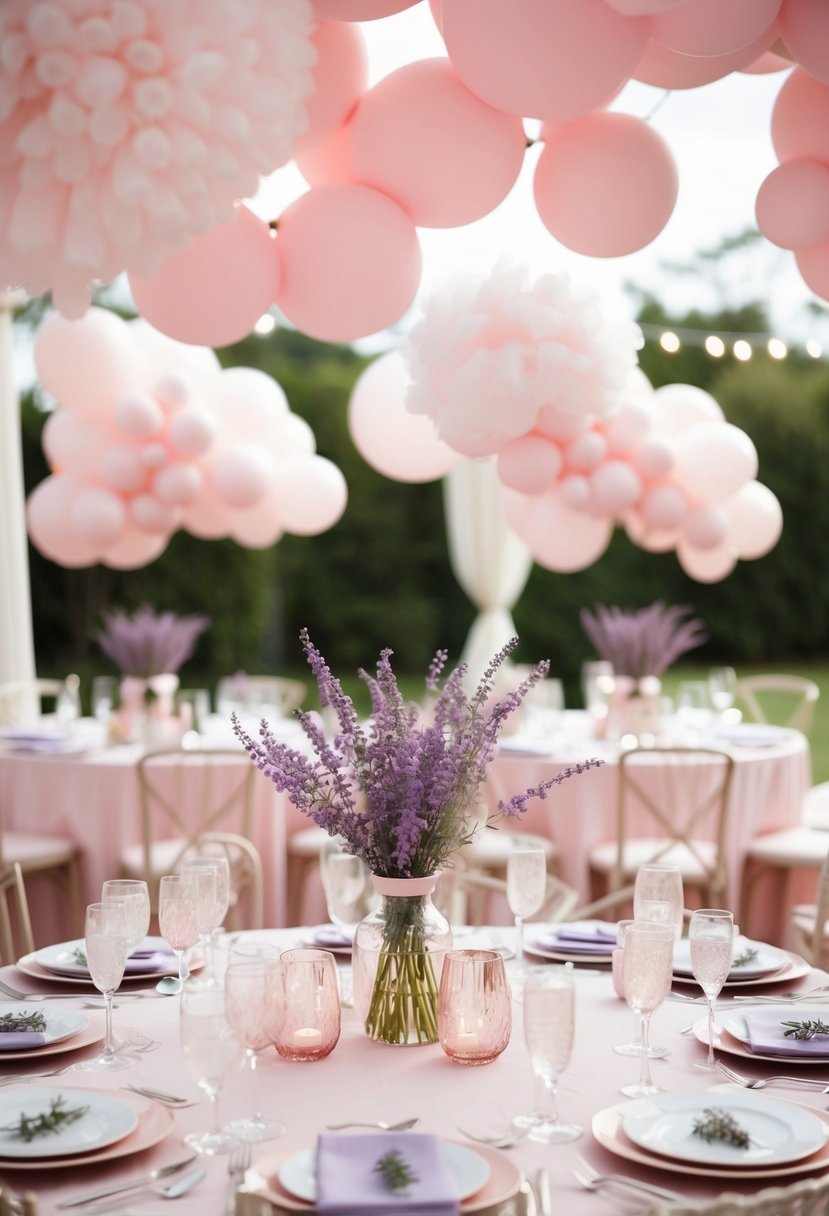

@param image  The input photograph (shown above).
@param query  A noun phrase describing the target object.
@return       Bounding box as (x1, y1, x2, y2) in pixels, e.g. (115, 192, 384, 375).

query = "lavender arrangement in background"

(580, 602, 707, 679)
(96, 605, 210, 677)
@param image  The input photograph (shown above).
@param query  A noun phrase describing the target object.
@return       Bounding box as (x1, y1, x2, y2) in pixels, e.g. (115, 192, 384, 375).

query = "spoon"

(79, 1167, 206, 1214)
(458, 1125, 529, 1149)
(156, 976, 183, 995)
(325, 1118, 420, 1131)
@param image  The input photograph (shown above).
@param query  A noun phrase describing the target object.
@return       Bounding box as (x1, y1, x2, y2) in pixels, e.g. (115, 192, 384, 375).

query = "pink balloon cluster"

(0, 0, 315, 318)
(756, 66, 829, 302)
(27, 308, 347, 569)
(402, 265, 782, 583)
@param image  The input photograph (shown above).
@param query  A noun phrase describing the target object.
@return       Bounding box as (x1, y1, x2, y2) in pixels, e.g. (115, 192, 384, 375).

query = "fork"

(0, 1063, 75, 1084)
(457, 1125, 528, 1149)
(573, 1156, 684, 1206)
(714, 1060, 829, 1092)
(225, 1141, 252, 1216)
(0, 979, 148, 1002)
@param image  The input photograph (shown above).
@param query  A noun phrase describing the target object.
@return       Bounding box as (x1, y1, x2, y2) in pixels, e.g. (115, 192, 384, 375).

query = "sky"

(250, 4, 829, 358)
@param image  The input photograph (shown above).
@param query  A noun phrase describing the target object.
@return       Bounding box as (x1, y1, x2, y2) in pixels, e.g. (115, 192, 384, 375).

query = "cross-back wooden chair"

(790, 837, 829, 967)
(0, 863, 34, 964)
(735, 673, 820, 734)
(119, 749, 256, 914)
(588, 746, 735, 908)
(642, 1170, 829, 1215)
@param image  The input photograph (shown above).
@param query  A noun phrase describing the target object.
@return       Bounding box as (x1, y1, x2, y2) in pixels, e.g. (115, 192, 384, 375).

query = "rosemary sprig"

(71, 948, 87, 967)
(692, 1108, 750, 1149)
(374, 1149, 418, 1193)
(782, 1017, 829, 1040)
(0, 1011, 46, 1034)
(732, 946, 759, 968)
(0, 1095, 89, 1142)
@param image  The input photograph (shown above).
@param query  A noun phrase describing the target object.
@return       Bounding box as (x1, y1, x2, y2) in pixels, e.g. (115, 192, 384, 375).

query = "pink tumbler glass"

(273, 948, 341, 1062)
(438, 950, 511, 1066)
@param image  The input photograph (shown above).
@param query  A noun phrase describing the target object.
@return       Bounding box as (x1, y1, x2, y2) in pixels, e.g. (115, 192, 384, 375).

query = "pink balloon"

(779, 0, 829, 84)
(503, 487, 613, 573)
(603, 403, 654, 455)
(537, 405, 590, 442)
(103, 525, 169, 570)
(275, 185, 422, 343)
(34, 308, 140, 421)
(114, 394, 164, 440)
(131, 494, 181, 535)
(129, 206, 280, 348)
(293, 20, 368, 160)
(560, 474, 592, 509)
(677, 539, 737, 583)
(673, 423, 758, 504)
(206, 368, 290, 446)
(772, 69, 829, 164)
(440, 0, 648, 123)
(153, 464, 203, 506)
(70, 487, 126, 548)
(590, 460, 642, 514)
(312, 0, 419, 18)
(756, 159, 829, 250)
(566, 432, 608, 471)
(100, 445, 148, 494)
(740, 47, 792, 73)
(180, 484, 233, 540)
(650, 0, 780, 57)
(726, 481, 783, 558)
(605, 0, 686, 10)
(682, 504, 729, 550)
(350, 58, 526, 229)
(27, 475, 101, 568)
(633, 438, 675, 478)
(640, 483, 688, 529)
(652, 384, 724, 434)
(534, 112, 677, 257)
(625, 509, 681, 552)
(634, 25, 778, 86)
(141, 444, 169, 471)
(230, 503, 285, 550)
(167, 408, 218, 458)
(212, 446, 273, 508)
(497, 435, 563, 495)
(276, 414, 316, 458)
(348, 351, 461, 483)
(795, 241, 829, 302)
(270, 456, 348, 535)
(42, 411, 108, 479)
(295, 115, 355, 188)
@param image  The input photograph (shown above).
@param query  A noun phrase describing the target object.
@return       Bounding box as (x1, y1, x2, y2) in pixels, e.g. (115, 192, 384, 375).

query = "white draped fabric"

(0, 292, 35, 690)
(443, 458, 533, 685)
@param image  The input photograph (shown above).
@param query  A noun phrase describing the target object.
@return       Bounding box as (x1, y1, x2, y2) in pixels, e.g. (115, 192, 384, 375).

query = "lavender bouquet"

(235, 629, 601, 1045)
(580, 602, 707, 679)
(96, 605, 210, 678)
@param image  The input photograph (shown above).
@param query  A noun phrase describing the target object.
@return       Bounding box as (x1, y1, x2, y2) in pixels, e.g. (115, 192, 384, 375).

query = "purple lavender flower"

(580, 602, 707, 678)
(96, 605, 210, 677)
(234, 631, 604, 879)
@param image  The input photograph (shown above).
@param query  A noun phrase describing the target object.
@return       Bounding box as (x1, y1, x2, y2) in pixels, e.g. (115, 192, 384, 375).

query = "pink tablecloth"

(3, 926, 828, 1216)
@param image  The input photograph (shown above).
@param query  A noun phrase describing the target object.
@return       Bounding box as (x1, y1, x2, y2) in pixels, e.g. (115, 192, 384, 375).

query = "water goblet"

(321, 850, 370, 935)
(180, 984, 241, 1155)
(634, 863, 684, 942)
(91, 676, 117, 727)
(708, 667, 737, 717)
(224, 959, 286, 1142)
(78, 900, 133, 1072)
(158, 874, 200, 994)
(612, 919, 668, 1060)
(676, 681, 714, 740)
(506, 846, 547, 968)
(620, 922, 675, 1098)
(101, 879, 150, 954)
(690, 908, 734, 1068)
(513, 970, 581, 1143)
(179, 858, 222, 983)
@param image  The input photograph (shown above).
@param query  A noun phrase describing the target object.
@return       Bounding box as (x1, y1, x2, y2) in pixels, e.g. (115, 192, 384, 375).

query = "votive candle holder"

(438, 950, 511, 1066)
(273, 948, 340, 1062)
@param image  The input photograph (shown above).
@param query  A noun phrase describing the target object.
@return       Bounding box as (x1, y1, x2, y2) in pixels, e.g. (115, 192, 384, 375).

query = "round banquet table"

(1, 925, 828, 1215)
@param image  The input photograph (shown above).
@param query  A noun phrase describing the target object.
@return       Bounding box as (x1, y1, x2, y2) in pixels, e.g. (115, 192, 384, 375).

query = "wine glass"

(513, 970, 581, 1143)
(158, 874, 200, 994)
(180, 984, 241, 1155)
(620, 922, 675, 1098)
(224, 959, 286, 1142)
(708, 667, 737, 718)
(690, 908, 734, 1069)
(506, 846, 547, 967)
(676, 681, 714, 740)
(179, 858, 221, 984)
(101, 879, 150, 954)
(78, 900, 133, 1072)
(634, 863, 684, 942)
(321, 851, 370, 935)
(91, 676, 117, 727)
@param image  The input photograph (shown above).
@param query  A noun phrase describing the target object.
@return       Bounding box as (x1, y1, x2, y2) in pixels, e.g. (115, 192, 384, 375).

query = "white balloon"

(726, 480, 783, 559)
(677, 538, 737, 583)
(682, 504, 729, 550)
(70, 487, 127, 547)
(270, 456, 348, 536)
(503, 487, 612, 573)
(652, 384, 724, 436)
(100, 444, 147, 492)
(673, 422, 758, 504)
(275, 413, 316, 458)
(212, 444, 274, 508)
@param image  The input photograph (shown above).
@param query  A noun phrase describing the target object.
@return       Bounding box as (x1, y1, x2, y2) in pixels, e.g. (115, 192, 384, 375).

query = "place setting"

(0, 1005, 103, 1063)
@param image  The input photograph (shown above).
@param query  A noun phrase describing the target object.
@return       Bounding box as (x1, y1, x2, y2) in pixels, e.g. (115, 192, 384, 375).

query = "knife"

(535, 1168, 552, 1216)
(56, 1157, 197, 1209)
(74, 1168, 207, 1215)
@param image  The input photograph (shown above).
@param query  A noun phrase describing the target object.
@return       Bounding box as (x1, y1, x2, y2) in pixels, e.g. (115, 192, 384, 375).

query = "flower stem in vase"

(362, 904, 442, 1045)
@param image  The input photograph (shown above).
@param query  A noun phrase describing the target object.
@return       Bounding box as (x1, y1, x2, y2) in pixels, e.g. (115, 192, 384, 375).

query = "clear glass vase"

(352, 875, 452, 1046)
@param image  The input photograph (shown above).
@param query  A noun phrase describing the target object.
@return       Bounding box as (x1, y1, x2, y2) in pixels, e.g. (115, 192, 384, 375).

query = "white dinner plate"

(34, 938, 176, 980)
(673, 949, 810, 991)
(707, 724, 793, 748)
(622, 1090, 828, 1168)
(722, 1007, 829, 1061)
(524, 921, 615, 965)
(0, 1004, 86, 1051)
(279, 1142, 490, 1203)
(673, 938, 788, 981)
(0, 1087, 138, 1159)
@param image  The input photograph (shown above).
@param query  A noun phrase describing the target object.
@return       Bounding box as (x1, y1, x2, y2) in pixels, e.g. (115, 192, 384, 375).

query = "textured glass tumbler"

(438, 950, 511, 1066)
(273, 949, 340, 1062)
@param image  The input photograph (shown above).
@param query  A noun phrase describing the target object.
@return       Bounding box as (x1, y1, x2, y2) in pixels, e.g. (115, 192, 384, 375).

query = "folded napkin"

(741, 1010, 829, 1057)
(313, 926, 354, 949)
(532, 921, 618, 954)
(315, 1132, 459, 1215)
(123, 937, 175, 974)
(0, 1032, 47, 1050)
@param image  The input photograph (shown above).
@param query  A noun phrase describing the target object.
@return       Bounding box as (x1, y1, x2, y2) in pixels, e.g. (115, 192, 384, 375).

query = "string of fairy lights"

(639, 321, 825, 363)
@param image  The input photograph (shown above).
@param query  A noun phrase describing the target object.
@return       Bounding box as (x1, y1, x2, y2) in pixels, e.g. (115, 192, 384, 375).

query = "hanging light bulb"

(806, 339, 823, 359)
(659, 331, 680, 353)
(733, 339, 752, 362)
(704, 335, 726, 357)
(767, 337, 787, 360)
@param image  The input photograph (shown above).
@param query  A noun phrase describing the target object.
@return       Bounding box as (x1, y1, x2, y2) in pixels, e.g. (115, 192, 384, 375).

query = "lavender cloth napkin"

(741, 1010, 829, 1058)
(533, 921, 618, 955)
(0, 1032, 47, 1050)
(313, 927, 354, 949)
(315, 1132, 459, 1215)
(123, 937, 175, 975)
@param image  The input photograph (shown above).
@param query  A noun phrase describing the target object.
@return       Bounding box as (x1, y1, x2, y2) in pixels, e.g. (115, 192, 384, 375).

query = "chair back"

(793, 839, 829, 967)
(0, 862, 34, 963)
(0, 679, 66, 727)
(135, 749, 256, 907)
(643, 1170, 829, 1215)
(178, 831, 264, 931)
(613, 746, 735, 902)
(735, 674, 820, 734)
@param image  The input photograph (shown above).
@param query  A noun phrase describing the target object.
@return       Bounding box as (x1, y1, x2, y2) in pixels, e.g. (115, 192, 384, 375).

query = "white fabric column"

(0, 290, 36, 688)
(443, 458, 534, 685)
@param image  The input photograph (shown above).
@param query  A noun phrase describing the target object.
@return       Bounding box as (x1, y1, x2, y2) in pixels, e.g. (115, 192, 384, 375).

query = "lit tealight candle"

(454, 1017, 480, 1050)
(292, 1026, 323, 1048)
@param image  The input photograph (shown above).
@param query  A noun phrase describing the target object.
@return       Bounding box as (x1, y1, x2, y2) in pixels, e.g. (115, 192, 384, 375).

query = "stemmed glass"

(513, 970, 581, 1143)
(181, 855, 230, 980)
(79, 900, 133, 1072)
(708, 667, 737, 718)
(158, 874, 200, 994)
(690, 908, 734, 1069)
(506, 846, 547, 968)
(321, 851, 370, 935)
(179, 858, 220, 984)
(620, 922, 675, 1098)
(180, 984, 241, 1156)
(102, 878, 152, 1051)
(91, 676, 117, 727)
(634, 863, 684, 943)
(224, 957, 286, 1142)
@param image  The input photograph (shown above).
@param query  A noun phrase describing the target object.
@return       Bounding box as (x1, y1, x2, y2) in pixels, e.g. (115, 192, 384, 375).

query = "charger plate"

(692, 1015, 829, 1065)
(0, 1012, 103, 1061)
(673, 951, 810, 991)
(16, 950, 203, 987)
(245, 1138, 522, 1213)
(593, 1090, 829, 1181)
